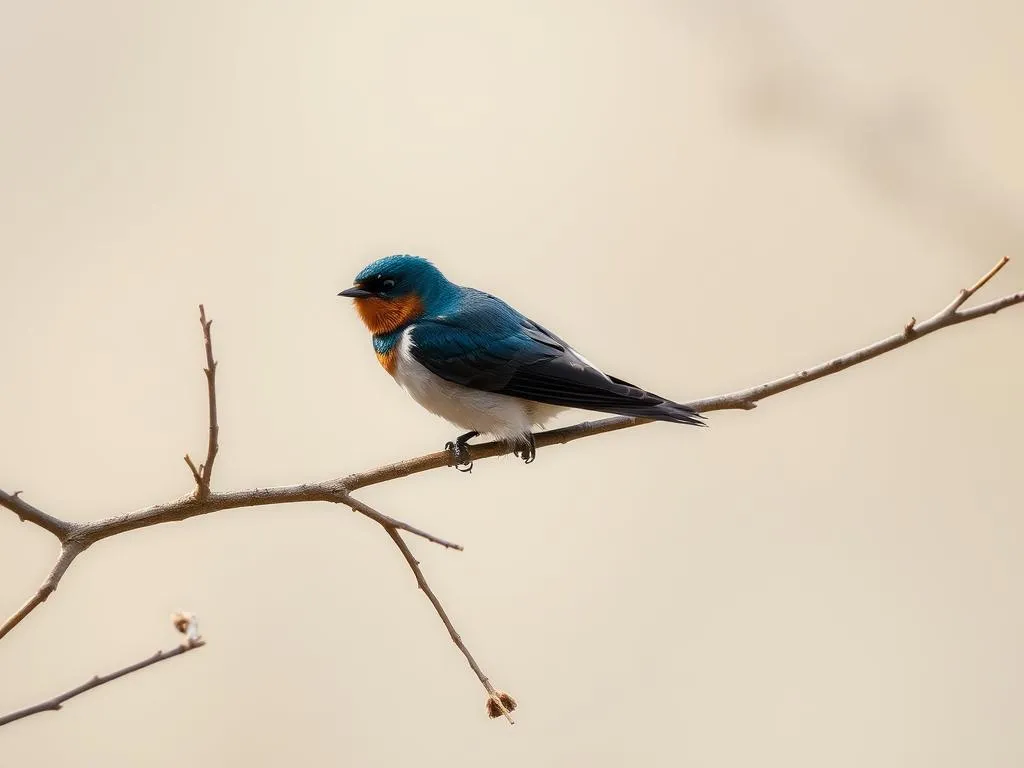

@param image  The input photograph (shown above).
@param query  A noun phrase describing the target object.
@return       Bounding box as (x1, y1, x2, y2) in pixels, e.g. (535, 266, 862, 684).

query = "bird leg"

(444, 431, 479, 473)
(513, 433, 537, 465)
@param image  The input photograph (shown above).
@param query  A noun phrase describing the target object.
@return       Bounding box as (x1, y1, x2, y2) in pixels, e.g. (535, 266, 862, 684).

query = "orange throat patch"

(353, 295, 424, 335)
(375, 348, 397, 375)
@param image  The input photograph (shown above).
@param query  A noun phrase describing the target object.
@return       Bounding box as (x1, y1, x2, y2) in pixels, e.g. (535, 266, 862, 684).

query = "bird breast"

(392, 327, 563, 442)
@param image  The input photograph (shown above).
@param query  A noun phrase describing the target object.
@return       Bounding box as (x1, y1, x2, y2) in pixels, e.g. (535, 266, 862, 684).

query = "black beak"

(338, 286, 375, 298)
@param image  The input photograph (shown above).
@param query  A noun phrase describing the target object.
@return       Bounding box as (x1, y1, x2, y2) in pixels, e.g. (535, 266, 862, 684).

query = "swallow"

(339, 255, 704, 469)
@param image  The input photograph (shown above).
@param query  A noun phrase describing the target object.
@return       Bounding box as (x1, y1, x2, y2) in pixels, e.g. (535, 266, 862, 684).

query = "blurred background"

(1, 1, 1022, 765)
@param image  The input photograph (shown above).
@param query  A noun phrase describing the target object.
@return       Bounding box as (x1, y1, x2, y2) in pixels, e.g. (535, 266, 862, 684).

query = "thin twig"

(383, 526, 514, 723)
(0, 489, 76, 539)
(942, 255, 1011, 315)
(183, 305, 219, 497)
(183, 454, 203, 487)
(965, 255, 1010, 296)
(0, 639, 204, 727)
(198, 304, 219, 493)
(0, 542, 87, 641)
(343, 494, 463, 550)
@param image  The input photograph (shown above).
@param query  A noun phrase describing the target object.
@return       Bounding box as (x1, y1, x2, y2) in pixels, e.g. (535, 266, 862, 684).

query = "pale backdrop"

(1, 1, 1022, 766)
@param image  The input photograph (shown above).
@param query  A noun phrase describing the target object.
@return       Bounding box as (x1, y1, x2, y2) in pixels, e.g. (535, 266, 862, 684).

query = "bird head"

(338, 254, 454, 335)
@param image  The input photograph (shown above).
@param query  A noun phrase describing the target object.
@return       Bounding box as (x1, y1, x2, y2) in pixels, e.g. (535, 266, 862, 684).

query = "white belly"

(393, 328, 563, 443)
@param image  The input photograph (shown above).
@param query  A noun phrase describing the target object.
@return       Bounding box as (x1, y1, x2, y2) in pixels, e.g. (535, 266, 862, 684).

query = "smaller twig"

(966, 255, 1010, 297)
(183, 454, 203, 487)
(0, 613, 205, 728)
(383, 526, 515, 724)
(942, 255, 1009, 315)
(344, 494, 463, 550)
(184, 305, 220, 498)
(0, 489, 75, 539)
(0, 542, 86, 641)
(198, 305, 219, 493)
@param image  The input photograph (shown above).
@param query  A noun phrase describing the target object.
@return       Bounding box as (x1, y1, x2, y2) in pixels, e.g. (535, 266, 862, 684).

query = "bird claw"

(513, 435, 537, 465)
(445, 440, 474, 473)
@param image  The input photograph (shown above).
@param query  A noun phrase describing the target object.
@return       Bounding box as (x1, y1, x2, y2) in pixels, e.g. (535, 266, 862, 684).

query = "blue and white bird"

(338, 255, 704, 468)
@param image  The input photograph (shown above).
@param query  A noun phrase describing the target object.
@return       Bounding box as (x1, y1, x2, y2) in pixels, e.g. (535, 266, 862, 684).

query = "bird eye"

(381, 279, 396, 292)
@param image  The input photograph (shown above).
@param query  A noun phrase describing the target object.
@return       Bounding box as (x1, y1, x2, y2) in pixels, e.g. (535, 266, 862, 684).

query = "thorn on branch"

(904, 316, 917, 337)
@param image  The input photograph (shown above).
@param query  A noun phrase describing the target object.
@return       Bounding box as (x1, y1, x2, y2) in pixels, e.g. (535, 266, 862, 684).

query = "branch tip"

(486, 691, 517, 722)
(184, 455, 203, 486)
(171, 611, 203, 647)
(0, 622, 206, 727)
(384, 527, 504, 720)
(967, 256, 1010, 295)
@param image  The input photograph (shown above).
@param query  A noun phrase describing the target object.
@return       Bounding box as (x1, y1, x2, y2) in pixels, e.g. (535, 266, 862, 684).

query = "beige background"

(1, 1, 1022, 766)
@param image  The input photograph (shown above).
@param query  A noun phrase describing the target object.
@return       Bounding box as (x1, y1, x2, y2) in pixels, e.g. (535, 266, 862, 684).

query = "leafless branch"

(183, 304, 219, 498)
(0, 542, 86, 642)
(0, 489, 75, 539)
(0, 613, 205, 727)
(1, 258, 1020, 724)
(384, 525, 516, 723)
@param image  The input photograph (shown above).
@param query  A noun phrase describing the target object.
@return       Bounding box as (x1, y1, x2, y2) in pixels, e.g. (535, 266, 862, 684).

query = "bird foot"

(513, 434, 537, 465)
(445, 431, 478, 473)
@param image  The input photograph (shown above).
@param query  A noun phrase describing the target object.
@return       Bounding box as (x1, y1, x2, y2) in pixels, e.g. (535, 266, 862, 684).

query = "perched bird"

(339, 255, 704, 469)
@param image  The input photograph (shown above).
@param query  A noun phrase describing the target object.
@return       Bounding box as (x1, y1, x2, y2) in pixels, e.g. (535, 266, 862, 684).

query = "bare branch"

(68, 484, 461, 550)
(942, 255, 1010, 315)
(3, 260, 1017, 544)
(183, 454, 203, 487)
(383, 526, 515, 723)
(343, 494, 463, 550)
(0, 542, 87, 641)
(0, 615, 205, 728)
(0, 485, 461, 642)
(197, 304, 219, 494)
(0, 489, 76, 539)
(965, 255, 1010, 297)
(182, 305, 220, 497)
(0, 258, 1019, 718)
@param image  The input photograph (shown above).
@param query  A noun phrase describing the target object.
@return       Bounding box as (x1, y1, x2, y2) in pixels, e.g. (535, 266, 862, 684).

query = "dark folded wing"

(409, 294, 704, 425)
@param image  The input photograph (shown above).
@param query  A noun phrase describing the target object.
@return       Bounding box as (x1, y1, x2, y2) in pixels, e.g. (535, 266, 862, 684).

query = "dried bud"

(170, 611, 202, 646)
(171, 612, 191, 634)
(486, 691, 517, 719)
